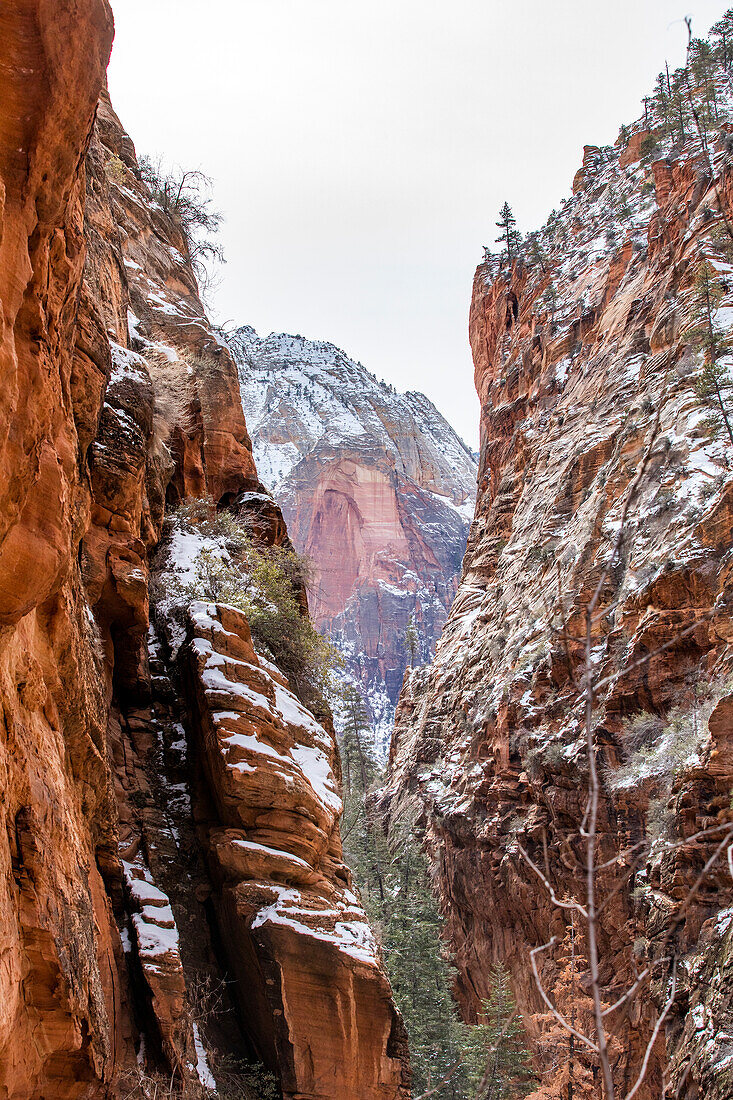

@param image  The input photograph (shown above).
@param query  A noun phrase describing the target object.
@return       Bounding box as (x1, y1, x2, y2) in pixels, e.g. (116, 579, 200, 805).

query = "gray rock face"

(382, 81, 733, 1099)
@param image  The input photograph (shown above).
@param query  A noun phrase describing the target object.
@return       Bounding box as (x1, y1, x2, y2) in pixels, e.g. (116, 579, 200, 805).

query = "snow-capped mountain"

(230, 326, 477, 751)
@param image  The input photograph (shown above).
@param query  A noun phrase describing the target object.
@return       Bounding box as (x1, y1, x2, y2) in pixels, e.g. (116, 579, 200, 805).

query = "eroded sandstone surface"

(0, 3, 120, 1094)
(183, 600, 409, 1098)
(384, 74, 733, 1100)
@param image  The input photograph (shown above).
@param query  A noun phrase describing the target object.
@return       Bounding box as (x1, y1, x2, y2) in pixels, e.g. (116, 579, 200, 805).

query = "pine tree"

(654, 72, 671, 139)
(341, 685, 376, 791)
(526, 234, 547, 275)
(383, 845, 471, 1096)
(542, 283, 558, 324)
(495, 203, 521, 264)
(670, 69, 688, 143)
(339, 685, 388, 904)
(683, 260, 733, 448)
(473, 964, 535, 1100)
(338, 692, 534, 1098)
(405, 614, 420, 668)
(689, 37, 719, 124)
(711, 12, 733, 69)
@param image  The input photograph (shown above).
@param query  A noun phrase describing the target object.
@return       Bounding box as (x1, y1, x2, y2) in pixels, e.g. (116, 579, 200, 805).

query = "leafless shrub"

(138, 157, 225, 291)
(106, 153, 128, 184)
(622, 712, 665, 754)
(119, 1063, 276, 1100)
(120, 973, 278, 1099)
(182, 350, 227, 393)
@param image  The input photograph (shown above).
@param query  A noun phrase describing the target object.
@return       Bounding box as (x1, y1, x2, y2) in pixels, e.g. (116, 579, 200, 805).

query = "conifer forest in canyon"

(3, 3, 733, 1099)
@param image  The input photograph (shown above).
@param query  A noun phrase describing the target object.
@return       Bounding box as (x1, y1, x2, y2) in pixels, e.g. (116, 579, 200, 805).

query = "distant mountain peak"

(230, 324, 477, 752)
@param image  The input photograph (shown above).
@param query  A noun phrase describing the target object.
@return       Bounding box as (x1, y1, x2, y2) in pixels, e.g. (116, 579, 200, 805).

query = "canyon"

(233, 327, 476, 752)
(2, 2, 733, 1099)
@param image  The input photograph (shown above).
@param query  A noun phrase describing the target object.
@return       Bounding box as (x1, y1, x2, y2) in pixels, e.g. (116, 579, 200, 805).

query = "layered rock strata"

(184, 600, 409, 1098)
(232, 328, 477, 750)
(0, 8, 407, 1097)
(385, 71, 733, 1100)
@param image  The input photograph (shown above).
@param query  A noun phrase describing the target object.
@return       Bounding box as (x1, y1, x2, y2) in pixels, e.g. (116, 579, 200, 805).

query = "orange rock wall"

(0, 3, 126, 1096)
(183, 601, 410, 1098)
(288, 451, 470, 714)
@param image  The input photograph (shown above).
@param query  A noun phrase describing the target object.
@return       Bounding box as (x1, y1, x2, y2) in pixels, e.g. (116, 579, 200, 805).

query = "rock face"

(232, 328, 477, 749)
(0, 4, 121, 1095)
(385, 72, 733, 1100)
(184, 600, 409, 1098)
(0, 10, 407, 1098)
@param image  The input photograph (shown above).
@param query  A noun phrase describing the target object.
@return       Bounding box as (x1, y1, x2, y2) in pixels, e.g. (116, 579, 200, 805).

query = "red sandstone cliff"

(0, 4, 121, 1094)
(385, 56, 733, 1100)
(232, 327, 477, 751)
(0, 7, 407, 1098)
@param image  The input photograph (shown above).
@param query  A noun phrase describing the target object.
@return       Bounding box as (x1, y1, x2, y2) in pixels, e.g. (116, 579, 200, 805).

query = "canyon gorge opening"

(1, 4, 733, 1100)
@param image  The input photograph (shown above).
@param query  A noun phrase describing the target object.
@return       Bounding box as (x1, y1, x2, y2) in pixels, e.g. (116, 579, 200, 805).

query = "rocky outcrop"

(385, 66, 733, 1100)
(86, 93, 258, 506)
(232, 328, 477, 750)
(85, 100, 409, 1100)
(79, 87, 265, 704)
(0, 9, 406, 1097)
(183, 600, 409, 1098)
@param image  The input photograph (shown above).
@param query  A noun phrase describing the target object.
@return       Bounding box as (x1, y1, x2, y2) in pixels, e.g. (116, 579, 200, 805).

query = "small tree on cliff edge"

(405, 614, 420, 668)
(496, 202, 521, 264)
(138, 156, 224, 288)
(683, 259, 733, 448)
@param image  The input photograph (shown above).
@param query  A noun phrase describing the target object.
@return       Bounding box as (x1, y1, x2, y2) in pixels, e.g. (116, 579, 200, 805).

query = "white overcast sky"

(108, 1, 728, 447)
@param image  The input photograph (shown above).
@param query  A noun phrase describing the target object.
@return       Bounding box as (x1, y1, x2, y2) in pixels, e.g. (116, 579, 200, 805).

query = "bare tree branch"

(602, 967, 652, 1017)
(579, 397, 668, 1099)
(517, 842, 588, 916)
(668, 826, 733, 933)
(596, 821, 733, 873)
(594, 611, 715, 693)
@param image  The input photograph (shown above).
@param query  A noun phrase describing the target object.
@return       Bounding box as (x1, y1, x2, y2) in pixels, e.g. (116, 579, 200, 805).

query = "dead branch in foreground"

(516, 392, 732, 1099)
